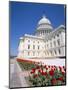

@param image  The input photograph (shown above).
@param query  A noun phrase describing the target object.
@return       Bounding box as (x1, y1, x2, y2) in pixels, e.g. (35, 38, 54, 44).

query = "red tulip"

(57, 77, 63, 81)
(62, 72, 65, 76)
(30, 68, 35, 74)
(38, 69, 41, 73)
(48, 65, 50, 68)
(36, 66, 40, 69)
(41, 71, 47, 76)
(63, 66, 65, 69)
(54, 65, 56, 68)
(51, 66, 54, 68)
(33, 74, 38, 78)
(51, 78, 57, 85)
(54, 68, 56, 71)
(49, 70, 54, 76)
(46, 67, 48, 70)
(44, 65, 47, 68)
(63, 66, 66, 71)
(44, 72, 47, 76)
(59, 66, 62, 71)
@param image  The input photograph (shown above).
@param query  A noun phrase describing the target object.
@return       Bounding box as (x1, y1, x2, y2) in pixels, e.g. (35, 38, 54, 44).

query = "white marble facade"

(18, 15, 65, 59)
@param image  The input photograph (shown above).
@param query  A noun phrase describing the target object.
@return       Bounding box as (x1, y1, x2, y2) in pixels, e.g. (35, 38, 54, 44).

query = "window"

(38, 41, 39, 44)
(33, 45, 35, 49)
(54, 41, 56, 47)
(38, 46, 40, 50)
(41, 32, 42, 35)
(28, 40, 30, 42)
(50, 51, 52, 55)
(57, 39, 60, 45)
(57, 34, 59, 37)
(43, 31, 44, 34)
(58, 49, 61, 54)
(47, 30, 48, 33)
(28, 44, 30, 49)
(53, 36, 55, 39)
(54, 50, 56, 54)
(47, 51, 49, 55)
(59, 31, 61, 34)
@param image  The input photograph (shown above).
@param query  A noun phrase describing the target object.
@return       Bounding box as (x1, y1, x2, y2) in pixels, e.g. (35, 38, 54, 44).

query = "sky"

(9, 1, 65, 56)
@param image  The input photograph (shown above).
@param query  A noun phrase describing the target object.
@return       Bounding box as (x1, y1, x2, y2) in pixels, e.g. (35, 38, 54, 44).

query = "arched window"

(58, 49, 61, 54)
(57, 39, 60, 45)
(45, 30, 46, 34)
(54, 41, 56, 47)
(28, 44, 30, 49)
(38, 41, 39, 43)
(54, 50, 56, 55)
(28, 40, 30, 42)
(53, 36, 55, 39)
(38, 46, 40, 50)
(43, 30, 44, 35)
(57, 34, 59, 37)
(47, 51, 49, 55)
(50, 51, 52, 55)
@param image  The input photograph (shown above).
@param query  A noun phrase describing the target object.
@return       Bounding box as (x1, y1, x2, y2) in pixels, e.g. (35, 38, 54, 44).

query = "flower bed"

(17, 58, 39, 70)
(17, 58, 66, 86)
(29, 65, 66, 86)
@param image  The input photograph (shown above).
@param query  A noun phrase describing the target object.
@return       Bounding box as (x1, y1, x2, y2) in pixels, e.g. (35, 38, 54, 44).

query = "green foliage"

(17, 60, 66, 86)
(29, 66, 66, 86)
(18, 61, 36, 71)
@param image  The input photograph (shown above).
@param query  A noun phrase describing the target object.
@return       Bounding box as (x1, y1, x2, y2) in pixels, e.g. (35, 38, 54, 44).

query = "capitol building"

(18, 15, 65, 59)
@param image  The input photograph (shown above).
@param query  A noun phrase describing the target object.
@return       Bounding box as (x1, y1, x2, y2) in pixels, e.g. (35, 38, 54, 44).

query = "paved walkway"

(10, 58, 30, 88)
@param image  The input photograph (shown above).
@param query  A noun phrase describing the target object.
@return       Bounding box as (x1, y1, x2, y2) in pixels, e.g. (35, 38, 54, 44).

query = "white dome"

(35, 15, 53, 37)
(38, 15, 51, 25)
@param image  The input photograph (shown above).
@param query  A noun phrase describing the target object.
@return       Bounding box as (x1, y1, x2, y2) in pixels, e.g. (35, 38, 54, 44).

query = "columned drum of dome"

(35, 15, 53, 37)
